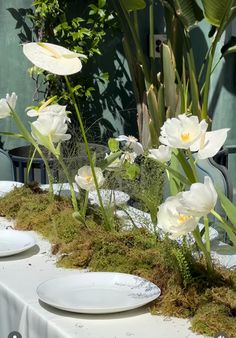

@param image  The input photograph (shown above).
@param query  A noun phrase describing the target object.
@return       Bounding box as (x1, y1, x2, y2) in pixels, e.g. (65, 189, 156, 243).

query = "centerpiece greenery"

(1, 0, 236, 334)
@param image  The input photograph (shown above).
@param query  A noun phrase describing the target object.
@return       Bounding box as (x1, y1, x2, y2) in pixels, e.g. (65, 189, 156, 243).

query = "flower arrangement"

(1, 40, 236, 336)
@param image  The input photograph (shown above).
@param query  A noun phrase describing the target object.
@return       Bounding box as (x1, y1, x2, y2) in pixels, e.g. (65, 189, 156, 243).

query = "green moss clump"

(192, 303, 236, 337)
(0, 185, 236, 337)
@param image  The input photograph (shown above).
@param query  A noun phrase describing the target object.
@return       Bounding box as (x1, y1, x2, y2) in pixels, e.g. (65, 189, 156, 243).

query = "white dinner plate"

(37, 272, 161, 314)
(40, 183, 79, 197)
(0, 229, 36, 257)
(0, 181, 23, 197)
(89, 189, 130, 206)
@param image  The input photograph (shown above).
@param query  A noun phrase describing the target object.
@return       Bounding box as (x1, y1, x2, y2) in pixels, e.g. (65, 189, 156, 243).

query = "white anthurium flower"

(159, 114, 207, 149)
(27, 104, 71, 122)
(116, 135, 144, 155)
(178, 176, 217, 217)
(75, 166, 105, 192)
(148, 145, 172, 163)
(190, 128, 230, 160)
(0, 92, 17, 119)
(31, 114, 71, 144)
(23, 42, 87, 75)
(157, 195, 199, 239)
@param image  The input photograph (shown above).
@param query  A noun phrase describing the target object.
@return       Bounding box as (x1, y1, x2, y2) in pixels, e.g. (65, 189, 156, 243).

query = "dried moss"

(0, 185, 236, 337)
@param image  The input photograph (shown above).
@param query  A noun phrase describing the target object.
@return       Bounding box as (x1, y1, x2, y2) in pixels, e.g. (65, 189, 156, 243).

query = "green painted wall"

(0, 0, 37, 150)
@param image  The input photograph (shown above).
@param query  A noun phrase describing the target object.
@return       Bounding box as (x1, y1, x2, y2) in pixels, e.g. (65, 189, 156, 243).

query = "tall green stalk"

(64, 76, 111, 230)
(10, 108, 54, 199)
(57, 154, 78, 211)
(193, 227, 213, 272)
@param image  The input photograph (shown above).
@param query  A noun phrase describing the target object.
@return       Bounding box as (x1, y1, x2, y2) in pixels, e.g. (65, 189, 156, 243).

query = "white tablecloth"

(1, 181, 235, 338)
(0, 216, 207, 338)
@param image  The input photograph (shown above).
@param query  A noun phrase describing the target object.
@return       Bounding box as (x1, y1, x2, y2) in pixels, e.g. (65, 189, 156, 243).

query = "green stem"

(83, 191, 89, 217)
(57, 154, 78, 212)
(26, 146, 36, 183)
(10, 108, 54, 198)
(204, 216, 211, 253)
(193, 227, 213, 273)
(65, 76, 111, 230)
(211, 209, 236, 246)
(187, 149, 198, 182)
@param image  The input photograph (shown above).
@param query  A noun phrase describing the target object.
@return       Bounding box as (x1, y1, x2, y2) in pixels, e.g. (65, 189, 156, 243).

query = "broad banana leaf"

(161, 0, 203, 29)
(121, 0, 146, 12)
(201, 0, 235, 27)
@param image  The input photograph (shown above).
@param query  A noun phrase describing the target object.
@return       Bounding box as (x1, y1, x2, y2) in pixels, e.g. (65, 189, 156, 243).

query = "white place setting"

(1, 181, 236, 338)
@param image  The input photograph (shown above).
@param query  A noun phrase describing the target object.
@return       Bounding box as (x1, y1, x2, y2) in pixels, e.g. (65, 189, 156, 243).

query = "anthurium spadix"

(115, 135, 144, 155)
(0, 92, 17, 119)
(23, 42, 87, 75)
(159, 114, 207, 149)
(178, 176, 217, 217)
(190, 128, 230, 160)
(157, 195, 199, 239)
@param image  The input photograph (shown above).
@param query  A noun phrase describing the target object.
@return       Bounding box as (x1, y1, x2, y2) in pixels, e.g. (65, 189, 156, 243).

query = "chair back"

(0, 149, 15, 181)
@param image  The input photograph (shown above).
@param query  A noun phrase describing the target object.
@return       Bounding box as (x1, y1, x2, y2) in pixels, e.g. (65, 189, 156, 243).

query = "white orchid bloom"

(0, 92, 17, 119)
(159, 114, 207, 149)
(23, 42, 86, 75)
(116, 135, 144, 155)
(31, 114, 71, 144)
(75, 166, 105, 192)
(121, 151, 137, 164)
(27, 104, 71, 122)
(157, 195, 199, 239)
(148, 145, 172, 163)
(190, 128, 230, 160)
(178, 176, 217, 217)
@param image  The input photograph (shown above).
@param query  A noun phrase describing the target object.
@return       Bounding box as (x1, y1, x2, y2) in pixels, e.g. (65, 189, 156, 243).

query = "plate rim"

(36, 271, 161, 313)
(0, 229, 36, 257)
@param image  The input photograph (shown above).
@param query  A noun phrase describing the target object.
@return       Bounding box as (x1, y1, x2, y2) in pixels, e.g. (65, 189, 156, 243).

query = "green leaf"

(31, 125, 59, 157)
(162, 43, 177, 117)
(72, 211, 85, 224)
(201, 0, 234, 27)
(216, 187, 236, 225)
(214, 244, 236, 254)
(222, 43, 236, 57)
(172, 0, 203, 29)
(175, 150, 196, 184)
(0, 132, 24, 139)
(124, 163, 140, 180)
(121, 0, 146, 11)
(98, 0, 106, 8)
(108, 138, 119, 152)
(162, 0, 203, 29)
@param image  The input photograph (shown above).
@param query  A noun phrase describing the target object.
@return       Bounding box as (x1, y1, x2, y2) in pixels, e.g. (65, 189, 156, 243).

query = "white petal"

(197, 128, 230, 160)
(115, 135, 129, 142)
(27, 109, 39, 117)
(23, 43, 83, 75)
(132, 142, 144, 155)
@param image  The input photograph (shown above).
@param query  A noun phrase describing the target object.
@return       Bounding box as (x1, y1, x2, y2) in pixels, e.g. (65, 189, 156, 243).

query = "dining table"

(0, 181, 235, 338)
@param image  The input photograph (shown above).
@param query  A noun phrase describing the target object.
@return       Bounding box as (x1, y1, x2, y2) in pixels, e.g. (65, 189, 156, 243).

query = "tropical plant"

(28, 0, 116, 114)
(111, 0, 236, 147)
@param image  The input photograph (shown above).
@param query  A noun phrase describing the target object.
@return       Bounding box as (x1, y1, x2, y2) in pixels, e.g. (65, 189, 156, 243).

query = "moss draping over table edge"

(0, 184, 236, 337)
